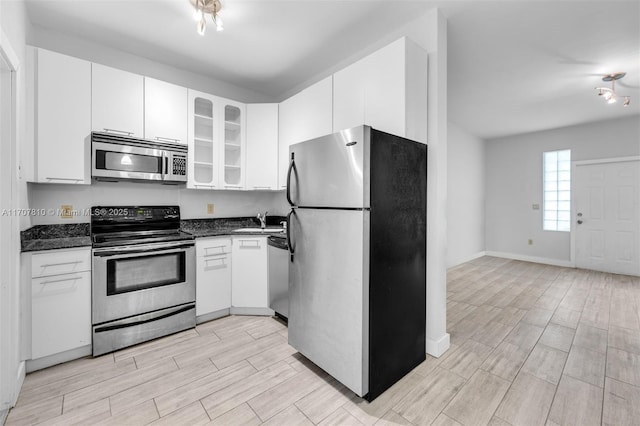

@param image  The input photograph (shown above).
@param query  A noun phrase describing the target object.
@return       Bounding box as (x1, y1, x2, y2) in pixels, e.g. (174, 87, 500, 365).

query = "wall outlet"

(60, 205, 73, 219)
(207, 203, 214, 215)
(528, 239, 533, 245)
(532, 204, 540, 210)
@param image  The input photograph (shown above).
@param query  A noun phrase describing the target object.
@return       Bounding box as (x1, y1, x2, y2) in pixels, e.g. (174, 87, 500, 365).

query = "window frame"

(542, 149, 571, 232)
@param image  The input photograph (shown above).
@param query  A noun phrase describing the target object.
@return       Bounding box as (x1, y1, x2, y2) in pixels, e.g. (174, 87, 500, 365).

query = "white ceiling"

(25, 0, 640, 140)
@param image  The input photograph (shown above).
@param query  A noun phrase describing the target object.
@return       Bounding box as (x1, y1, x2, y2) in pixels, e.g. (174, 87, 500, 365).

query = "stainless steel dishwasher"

(268, 234, 289, 321)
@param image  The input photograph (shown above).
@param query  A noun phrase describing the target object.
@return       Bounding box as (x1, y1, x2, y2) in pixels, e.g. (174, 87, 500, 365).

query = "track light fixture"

(595, 73, 630, 107)
(192, 0, 223, 36)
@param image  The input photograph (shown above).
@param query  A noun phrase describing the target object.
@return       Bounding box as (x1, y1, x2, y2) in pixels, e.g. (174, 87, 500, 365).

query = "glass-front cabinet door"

(187, 90, 218, 189)
(219, 100, 246, 189)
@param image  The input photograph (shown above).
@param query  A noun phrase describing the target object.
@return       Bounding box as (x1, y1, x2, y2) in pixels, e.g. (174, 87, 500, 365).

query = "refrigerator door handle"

(287, 209, 295, 261)
(286, 153, 296, 207)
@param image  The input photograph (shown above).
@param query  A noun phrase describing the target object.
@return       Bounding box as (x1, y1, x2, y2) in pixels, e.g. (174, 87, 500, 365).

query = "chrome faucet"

(257, 211, 268, 229)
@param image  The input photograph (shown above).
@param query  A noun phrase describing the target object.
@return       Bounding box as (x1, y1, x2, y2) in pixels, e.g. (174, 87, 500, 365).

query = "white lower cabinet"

(30, 248, 91, 360)
(231, 236, 268, 309)
(196, 238, 232, 317)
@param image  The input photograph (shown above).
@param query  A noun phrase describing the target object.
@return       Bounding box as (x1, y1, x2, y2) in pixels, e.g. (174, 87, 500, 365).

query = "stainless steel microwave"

(91, 132, 187, 183)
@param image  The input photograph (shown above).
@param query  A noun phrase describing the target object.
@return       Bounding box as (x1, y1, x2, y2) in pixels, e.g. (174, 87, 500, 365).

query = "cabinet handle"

(252, 186, 272, 190)
(103, 128, 134, 136)
(224, 185, 241, 189)
(45, 177, 82, 182)
(204, 248, 226, 256)
(204, 257, 227, 266)
(155, 136, 181, 143)
(238, 239, 260, 248)
(195, 185, 216, 189)
(40, 276, 82, 285)
(40, 260, 82, 268)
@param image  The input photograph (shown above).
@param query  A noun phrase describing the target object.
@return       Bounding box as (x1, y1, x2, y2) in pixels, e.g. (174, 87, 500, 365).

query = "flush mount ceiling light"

(191, 0, 223, 36)
(595, 72, 631, 107)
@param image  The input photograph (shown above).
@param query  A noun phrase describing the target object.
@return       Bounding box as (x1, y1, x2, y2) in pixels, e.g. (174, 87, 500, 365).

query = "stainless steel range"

(91, 206, 195, 356)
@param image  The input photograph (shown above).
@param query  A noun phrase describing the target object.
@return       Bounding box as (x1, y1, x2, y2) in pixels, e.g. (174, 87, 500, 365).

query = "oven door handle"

(93, 242, 194, 257)
(94, 303, 195, 333)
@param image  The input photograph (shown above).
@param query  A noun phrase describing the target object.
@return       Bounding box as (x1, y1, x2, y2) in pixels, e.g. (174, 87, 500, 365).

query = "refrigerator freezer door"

(288, 126, 369, 208)
(288, 208, 369, 396)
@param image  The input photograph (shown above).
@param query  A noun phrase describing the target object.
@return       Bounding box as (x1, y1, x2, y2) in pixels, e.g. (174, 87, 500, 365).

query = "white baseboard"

(230, 307, 275, 316)
(26, 345, 92, 373)
(196, 308, 230, 324)
(425, 333, 450, 358)
(448, 251, 487, 268)
(485, 251, 574, 268)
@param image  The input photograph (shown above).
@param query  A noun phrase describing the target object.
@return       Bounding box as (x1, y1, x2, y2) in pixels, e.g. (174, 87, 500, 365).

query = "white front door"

(574, 159, 640, 276)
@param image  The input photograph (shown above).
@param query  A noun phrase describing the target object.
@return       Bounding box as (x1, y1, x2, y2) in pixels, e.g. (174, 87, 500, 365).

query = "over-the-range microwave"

(91, 132, 187, 183)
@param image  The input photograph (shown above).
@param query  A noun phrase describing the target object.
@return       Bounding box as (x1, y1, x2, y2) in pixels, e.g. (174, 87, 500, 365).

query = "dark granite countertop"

(21, 223, 91, 252)
(180, 216, 286, 238)
(21, 216, 287, 252)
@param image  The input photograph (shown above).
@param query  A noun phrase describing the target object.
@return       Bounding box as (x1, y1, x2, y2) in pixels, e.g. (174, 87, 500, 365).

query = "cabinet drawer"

(197, 238, 231, 256)
(31, 248, 91, 278)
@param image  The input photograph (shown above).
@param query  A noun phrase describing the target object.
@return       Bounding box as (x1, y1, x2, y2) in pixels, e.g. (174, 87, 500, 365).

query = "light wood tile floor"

(7, 257, 640, 425)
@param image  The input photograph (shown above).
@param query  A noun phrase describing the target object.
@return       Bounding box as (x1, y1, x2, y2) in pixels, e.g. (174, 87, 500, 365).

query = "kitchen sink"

(233, 228, 284, 233)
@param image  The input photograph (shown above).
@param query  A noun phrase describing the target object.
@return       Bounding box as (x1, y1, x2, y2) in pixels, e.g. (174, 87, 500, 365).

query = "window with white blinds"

(543, 149, 571, 231)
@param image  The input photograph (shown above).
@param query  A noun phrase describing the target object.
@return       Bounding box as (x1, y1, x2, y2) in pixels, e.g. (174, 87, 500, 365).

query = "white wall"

(28, 183, 285, 225)
(485, 115, 640, 264)
(448, 122, 485, 267)
(28, 26, 273, 103)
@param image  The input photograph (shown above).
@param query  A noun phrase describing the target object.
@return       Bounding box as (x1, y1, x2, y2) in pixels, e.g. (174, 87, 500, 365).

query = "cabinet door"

(219, 99, 246, 190)
(187, 90, 219, 189)
(278, 76, 333, 189)
(332, 37, 427, 143)
(144, 77, 188, 144)
(333, 37, 406, 136)
(92, 63, 144, 137)
(196, 253, 232, 316)
(246, 103, 278, 190)
(231, 237, 268, 308)
(31, 271, 91, 359)
(35, 48, 91, 184)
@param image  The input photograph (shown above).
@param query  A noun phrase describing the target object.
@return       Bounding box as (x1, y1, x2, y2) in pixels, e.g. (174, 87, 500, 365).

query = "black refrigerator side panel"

(367, 128, 427, 401)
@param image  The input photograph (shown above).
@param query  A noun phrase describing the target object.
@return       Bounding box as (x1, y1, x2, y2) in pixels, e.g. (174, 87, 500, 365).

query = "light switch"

(532, 204, 540, 210)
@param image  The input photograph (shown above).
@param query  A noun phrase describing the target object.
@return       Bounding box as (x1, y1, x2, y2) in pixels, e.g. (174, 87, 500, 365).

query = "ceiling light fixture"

(191, 0, 223, 36)
(595, 72, 631, 107)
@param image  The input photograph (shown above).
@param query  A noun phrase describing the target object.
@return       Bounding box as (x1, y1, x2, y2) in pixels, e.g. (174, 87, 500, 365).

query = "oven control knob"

(99, 208, 107, 216)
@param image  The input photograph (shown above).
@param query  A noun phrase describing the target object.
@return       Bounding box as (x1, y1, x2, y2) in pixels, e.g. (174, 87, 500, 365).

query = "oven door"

(92, 141, 166, 181)
(92, 241, 195, 325)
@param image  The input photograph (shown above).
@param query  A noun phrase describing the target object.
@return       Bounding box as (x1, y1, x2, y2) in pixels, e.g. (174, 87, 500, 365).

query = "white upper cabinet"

(30, 47, 91, 184)
(144, 77, 188, 144)
(219, 99, 246, 190)
(92, 63, 144, 138)
(246, 103, 278, 190)
(187, 90, 219, 189)
(278, 76, 333, 189)
(187, 93, 247, 190)
(333, 37, 428, 143)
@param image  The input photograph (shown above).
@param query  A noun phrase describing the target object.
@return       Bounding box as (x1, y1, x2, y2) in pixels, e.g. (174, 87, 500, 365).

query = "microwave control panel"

(172, 156, 186, 176)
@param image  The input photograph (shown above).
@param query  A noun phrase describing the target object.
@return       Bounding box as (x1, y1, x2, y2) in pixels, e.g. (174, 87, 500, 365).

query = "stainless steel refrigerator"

(286, 125, 427, 401)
